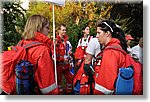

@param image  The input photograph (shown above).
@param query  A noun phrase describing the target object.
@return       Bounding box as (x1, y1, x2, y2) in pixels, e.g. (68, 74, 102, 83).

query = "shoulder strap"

(88, 36, 92, 43)
(80, 36, 92, 45)
(80, 38, 82, 45)
(23, 42, 44, 49)
(105, 46, 134, 67)
(105, 46, 127, 55)
(17, 40, 44, 49)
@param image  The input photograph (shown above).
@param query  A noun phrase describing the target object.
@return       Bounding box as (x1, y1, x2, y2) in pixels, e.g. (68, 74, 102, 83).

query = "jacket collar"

(56, 34, 68, 42)
(105, 38, 121, 48)
(34, 32, 52, 46)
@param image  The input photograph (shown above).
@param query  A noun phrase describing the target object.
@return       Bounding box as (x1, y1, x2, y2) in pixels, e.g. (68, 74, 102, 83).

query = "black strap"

(120, 72, 134, 80)
(88, 74, 94, 95)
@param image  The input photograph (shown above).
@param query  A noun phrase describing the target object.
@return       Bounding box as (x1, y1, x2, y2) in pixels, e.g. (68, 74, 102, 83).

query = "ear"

(106, 31, 111, 37)
(58, 29, 61, 33)
(82, 30, 85, 33)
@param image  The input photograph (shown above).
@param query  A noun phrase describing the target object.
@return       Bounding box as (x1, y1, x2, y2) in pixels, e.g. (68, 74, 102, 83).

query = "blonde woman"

(21, 15, 58, 95)
(1, 15, 58, 95)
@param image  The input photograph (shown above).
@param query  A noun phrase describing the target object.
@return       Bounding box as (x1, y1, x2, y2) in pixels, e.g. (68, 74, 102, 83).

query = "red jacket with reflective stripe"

(94, 38, 126, 95)
(20, 32, 58, 94)
(51, 35, 68, 62)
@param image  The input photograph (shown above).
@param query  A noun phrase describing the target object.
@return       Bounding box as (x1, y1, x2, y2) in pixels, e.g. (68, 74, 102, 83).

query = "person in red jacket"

(51, 24, 73, 94)
(17, 15, 58, 95)
(84, 20, 128, 95)
(74, 24, 93, 73)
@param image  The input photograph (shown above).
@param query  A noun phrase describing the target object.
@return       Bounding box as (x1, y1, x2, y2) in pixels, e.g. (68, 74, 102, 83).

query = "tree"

(2, 1, 26, 51)
(25, 1, 142, 51)
(110, 1, 143, 40)
(27, 1, 113, 52)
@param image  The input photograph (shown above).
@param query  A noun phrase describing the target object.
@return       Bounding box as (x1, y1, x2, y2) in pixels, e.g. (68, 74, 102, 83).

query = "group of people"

(126, 35, 143, 64)
(1, 15, 143, 95)
(74, 20, 143, 95)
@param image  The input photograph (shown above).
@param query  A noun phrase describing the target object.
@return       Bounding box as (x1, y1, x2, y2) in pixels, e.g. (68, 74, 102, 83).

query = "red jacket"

(51, 35, 68, 62)
(20, 32, 58, 95)
(94, 38, 126, 95)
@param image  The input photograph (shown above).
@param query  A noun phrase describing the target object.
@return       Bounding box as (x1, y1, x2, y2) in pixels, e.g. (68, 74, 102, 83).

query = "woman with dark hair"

(96, 20, 127, 52)
(74, 24, 93, 70)
(91, 20, 128, 95)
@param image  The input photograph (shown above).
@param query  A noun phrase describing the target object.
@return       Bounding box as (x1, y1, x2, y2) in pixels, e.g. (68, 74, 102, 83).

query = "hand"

(68, 51, 72, 55)
(84, 64, 94, 76)
(64, 57, 69, 62)
(53, 38, 58, 44)
(76, 60, 82, 66)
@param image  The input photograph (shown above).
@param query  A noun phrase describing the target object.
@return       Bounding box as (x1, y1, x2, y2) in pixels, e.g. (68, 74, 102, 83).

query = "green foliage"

(66, 22, 80, 52)
(66, 18, 96, 52)
(27, 1, 99, 52)
(3, 1, 142, 52)
(130, 40, 138, 48)
(27, 2, 77, 35)
(2, 1, 26, 51)
(110, 2, 143, 40)
(114, 17, 134, 34)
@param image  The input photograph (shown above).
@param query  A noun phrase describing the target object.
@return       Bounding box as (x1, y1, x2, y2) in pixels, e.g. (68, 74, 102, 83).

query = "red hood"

(34, 32, 52, 46)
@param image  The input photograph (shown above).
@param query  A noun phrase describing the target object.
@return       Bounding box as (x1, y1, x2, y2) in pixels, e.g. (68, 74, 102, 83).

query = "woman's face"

(41, 23, 50, 36)
(127, 40, 132, 46)
(97, 27, 107, 45)
(83, 26, 90, 35)
(139, 37, 143, 48)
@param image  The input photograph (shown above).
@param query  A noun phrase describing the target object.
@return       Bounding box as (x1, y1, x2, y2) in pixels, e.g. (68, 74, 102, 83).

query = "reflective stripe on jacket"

(94, 38, 126, 95)
(95, 83, 114, 95)
(22, 32, 58, 94)
(40, 83, 57, 94)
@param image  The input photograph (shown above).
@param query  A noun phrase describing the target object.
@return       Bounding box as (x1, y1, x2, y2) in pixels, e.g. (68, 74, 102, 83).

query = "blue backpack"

(15, 60, 35, 95)
(115, 66, 134, 95)
(15, 41, 43, 95)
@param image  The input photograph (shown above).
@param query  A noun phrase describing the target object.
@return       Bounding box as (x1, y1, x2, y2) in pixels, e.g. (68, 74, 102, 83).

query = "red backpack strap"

(88, 36, 93, 43)
(17, 40, 44, 49)
(104, 46, 133, 67)
(80, 36, 92, 45)
(80, 38, 82, 45)
(18, 41, 44, 61)
(9, 42, 43, 53)
(11, 46, 18, 52)
(23, 42, 44, 49)
(17, 40, 24, 46)
(105, 46, 127, 55)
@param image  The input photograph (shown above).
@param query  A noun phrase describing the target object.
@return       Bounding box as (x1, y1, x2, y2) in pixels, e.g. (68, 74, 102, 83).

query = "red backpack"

(0, 41, 43, 94)
(104, 46, 143, 95)
(74, 36, 92, 60)
(73, 61, 95, 95)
